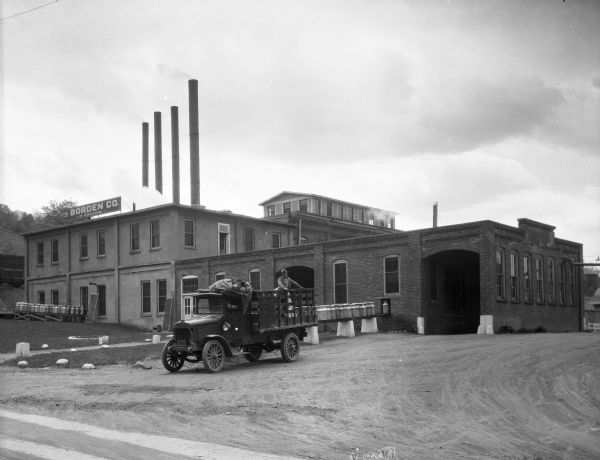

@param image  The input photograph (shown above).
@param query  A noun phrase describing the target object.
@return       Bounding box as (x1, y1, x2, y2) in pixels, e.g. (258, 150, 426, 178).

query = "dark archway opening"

(423, 250, 480, 334)
(273, 266, 314, 289)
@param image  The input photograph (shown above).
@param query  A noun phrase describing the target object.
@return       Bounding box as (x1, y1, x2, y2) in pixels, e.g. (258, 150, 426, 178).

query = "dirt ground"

(1, 332, 600, 459)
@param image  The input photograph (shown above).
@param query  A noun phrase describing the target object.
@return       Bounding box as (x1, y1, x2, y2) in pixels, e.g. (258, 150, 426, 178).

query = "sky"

(1, 0, 599, 261)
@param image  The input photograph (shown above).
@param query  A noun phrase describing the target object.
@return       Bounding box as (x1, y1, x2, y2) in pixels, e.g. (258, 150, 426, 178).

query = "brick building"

(23, 194, 583, 334)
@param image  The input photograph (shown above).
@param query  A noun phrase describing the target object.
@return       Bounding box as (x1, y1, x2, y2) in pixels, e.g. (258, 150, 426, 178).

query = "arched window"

(496, 248, 505, 300)
(535, 256, 544, 303)
(523, 253, 532, 302)
(547, 257, 556, 304)
(333, 260, 347, 304)
(509, 251, 519, 301)
(383, 256, 400, 294)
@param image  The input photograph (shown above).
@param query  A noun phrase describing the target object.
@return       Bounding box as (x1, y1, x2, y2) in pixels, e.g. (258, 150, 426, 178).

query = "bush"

(498, 325, 514, 334)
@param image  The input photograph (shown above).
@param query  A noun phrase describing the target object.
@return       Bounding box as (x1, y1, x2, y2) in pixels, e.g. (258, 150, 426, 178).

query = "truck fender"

(202, 335, 234, 357)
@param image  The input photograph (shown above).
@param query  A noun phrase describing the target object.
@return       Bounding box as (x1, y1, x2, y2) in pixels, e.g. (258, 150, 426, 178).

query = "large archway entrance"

(423, 250, 480, 334)
(274, 266, 314, 289)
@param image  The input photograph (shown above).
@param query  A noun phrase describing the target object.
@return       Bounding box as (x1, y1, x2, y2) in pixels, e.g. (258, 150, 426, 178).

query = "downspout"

(298, 218, 302, 246)
(24, 236, 29, 302)
(115, 218, 120, 325)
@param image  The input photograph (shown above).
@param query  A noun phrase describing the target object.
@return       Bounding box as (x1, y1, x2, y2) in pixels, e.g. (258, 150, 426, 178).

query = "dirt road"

(1, 332, 599, 459)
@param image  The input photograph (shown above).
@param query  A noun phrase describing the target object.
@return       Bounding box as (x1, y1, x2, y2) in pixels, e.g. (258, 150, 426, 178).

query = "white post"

(485, 315, 494, 334)
(361, 317, 378, 333)
(417, 317, 425, 335)
(336, 320, 355, 337)
(152, 334, 161, 344)
(16, 342, 31, 358)
(305, 326, 319, 344)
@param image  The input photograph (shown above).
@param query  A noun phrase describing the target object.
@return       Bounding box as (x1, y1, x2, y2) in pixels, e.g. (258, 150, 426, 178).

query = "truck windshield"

(194, 298, 226, 314)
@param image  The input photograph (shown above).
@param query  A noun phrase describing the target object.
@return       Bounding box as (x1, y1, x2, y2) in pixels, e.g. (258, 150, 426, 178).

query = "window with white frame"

(249, 269, 261, 290)
(218, 223, 230, 255)
(184, 219, 195, 247)
(509, 252, 519, 301)
(383, 256, 399, 294)
(80, 286, 89, 309)
(141, 281, 151, 314)
(80, 233, 88, 259)
(51, 239, 59, 264)
(272, 232, 281, 249)
(51, 289, 59, 305)
(523, 254, 532, 302)
(535, 256, 544, 303)
(37, 241, 44, 265)
(97, 285, 106, 317)
(38, 290, 45, 303)
(559, 260, 566, 304)
(283, 201, 292, 214)
(150, 220, 160, 249)
(547, 258, 556, 304)
(97, 230, 106, 257)
(496, 249, 505, 300)
(157, 279, 167, 314)
(266, 205, 275, 217)
(182, 276, 198, 294)
(245, 227, 255, 252)
(568, 263, 575, 305)
(130, 223, 140, 252)
(299, 199, 308, 212)
(333, 261, 348, 304)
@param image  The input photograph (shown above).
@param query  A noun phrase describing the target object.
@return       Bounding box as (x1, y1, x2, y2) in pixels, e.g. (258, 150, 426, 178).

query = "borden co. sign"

(66, 197, 122, 219)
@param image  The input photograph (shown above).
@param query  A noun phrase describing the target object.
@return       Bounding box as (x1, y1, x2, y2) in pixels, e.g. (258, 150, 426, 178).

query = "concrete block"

(16, 342, 30, 358)
(305, 326, 319, 344)
(336, 320, 355, 338)
(486, 325, 494, 335)
(486, 315, 494, 332)
(152, 334, 161, 344)
(417, 317, 425, 335)
(477, 325, 485, 334)
(361, 317, 378, 333)
(99, 335, 109, 345)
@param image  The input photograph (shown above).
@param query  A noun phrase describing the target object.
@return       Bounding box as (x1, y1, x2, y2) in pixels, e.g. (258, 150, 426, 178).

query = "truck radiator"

(175, 328, 190, 346)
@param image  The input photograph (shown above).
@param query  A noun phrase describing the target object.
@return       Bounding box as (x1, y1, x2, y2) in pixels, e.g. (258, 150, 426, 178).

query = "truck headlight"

(222, 322, 231, 332)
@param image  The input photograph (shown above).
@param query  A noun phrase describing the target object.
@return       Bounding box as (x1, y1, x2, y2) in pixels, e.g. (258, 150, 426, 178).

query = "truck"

(162, 287, 318, 373)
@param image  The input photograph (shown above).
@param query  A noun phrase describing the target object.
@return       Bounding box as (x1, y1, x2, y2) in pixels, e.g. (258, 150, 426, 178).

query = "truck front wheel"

(203, 340, 225, 373)
(162, 339, 185, 372)
(281, 332, 300, 363)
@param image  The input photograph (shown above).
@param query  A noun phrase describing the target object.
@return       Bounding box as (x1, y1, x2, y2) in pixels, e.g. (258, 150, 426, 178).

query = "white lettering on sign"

(67, 197, 121, 219)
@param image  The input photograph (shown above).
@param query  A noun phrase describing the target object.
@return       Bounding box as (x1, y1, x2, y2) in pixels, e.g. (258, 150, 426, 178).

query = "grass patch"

(2, 343, 165, 368)
(0, 318, 163, 353)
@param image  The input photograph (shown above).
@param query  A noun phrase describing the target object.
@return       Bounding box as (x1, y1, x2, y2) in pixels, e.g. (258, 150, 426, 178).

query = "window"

(37, 241, 44, 265)
(334, 261, 348, 304)
(430, 258, 438, 301)
(559, 260, 566, 304)
(245, 227, 255, 252)
(523, 254, 532, 302)
(299, 199, 308, 212)
(249, 269, 261, 290)
(272, 232, 281, 249)
(358, 209, 364, 223)
(314, 199, 321, 215)
(568, 263, 575, 305)
(182, 276, 198, 294)
(150, 220, 160, 249)
(38, 290, 45, 303)
(80, 286, 89, 309)
(157, 280, 167, 314)
(51, 239, 59, 264)
(130, 224, 140, 251)
(547, 258, 555, 304)
(384, 256, 399, 294)
(80, 233, 88, 259)
(496, 249, 505, 300)
(218, 223, 230, 255)
(184, 219, 194, 247)
(141, 281, 151, 314)
(97, 230, 106, 256)
(368, 213, 375, 225)
(51, 290, 59, 305)
(326, 201, 333, 217)
(535, 256, 544, 303)
(509, 252, 519, 301)
(283, 201, 291, 214)
(266, 205, 275, 217)
(215, 272, 226, 281)
(97, 285, 106, 317)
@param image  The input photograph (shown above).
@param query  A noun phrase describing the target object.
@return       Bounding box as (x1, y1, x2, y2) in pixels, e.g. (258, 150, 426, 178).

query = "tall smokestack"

(188, 79, 200, 206)
(154, 111, 163, 194)
(171, 106, 180, 205)
(433, 202, 438, 228)
(142, 122, 149, 187)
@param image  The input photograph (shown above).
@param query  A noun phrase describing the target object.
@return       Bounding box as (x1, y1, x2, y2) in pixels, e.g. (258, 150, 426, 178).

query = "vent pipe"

(433, 202, 438, 228)
(171, 106, 180, 205)
(142, 122, 149, 187)
(154, 111, 163, 194)
(188, 79, 200, 206)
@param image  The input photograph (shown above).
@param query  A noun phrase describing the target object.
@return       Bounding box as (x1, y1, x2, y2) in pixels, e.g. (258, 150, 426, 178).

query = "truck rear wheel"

(281, 332, 300, 363)
(162, 339, 185, 372)
(203, 340, 225, 373)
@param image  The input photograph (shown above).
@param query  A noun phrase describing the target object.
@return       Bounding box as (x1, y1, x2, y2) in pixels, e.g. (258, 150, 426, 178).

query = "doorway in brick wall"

(423, 250, 480, 334)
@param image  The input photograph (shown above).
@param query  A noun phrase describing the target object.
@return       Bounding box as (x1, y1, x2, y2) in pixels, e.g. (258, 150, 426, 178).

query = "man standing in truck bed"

(277, 269, 302, 290)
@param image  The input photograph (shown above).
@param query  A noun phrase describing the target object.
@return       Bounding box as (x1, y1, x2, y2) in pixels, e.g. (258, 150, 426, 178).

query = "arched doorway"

(423, 250, 480, 334)
(274, 266, 314, 289)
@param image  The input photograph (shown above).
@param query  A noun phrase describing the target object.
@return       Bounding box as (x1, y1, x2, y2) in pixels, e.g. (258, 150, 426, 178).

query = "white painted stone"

(82, 363, 95, 369)
(17, 361, 28, 367)
(417, 317, 425, 335)
(336, 320, 355, 338)
(41, 344, 48, 349)
(361, 317, 378, 333)
(305, 326, 319, 344)
(56, 358, 69, 367)
(98, 335, 109, 345)
(152, 334, 161, 344)
(101, 344, 109, 348)
(70, 348, 77, 352)
(16, 342, 30, 358)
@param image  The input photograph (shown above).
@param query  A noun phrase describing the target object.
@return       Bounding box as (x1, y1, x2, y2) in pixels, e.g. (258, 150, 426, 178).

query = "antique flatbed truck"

(162, 287, 318, 373)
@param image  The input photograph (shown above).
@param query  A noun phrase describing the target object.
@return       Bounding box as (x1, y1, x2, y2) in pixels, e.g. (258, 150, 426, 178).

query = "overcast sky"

(1, 0, 599, 260)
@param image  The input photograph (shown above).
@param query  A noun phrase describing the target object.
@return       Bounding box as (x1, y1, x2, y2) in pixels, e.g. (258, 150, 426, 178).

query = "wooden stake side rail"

(14, 302, 87, 322)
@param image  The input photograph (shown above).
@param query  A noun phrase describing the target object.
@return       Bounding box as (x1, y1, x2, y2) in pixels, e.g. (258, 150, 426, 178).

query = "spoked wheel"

(280, 332, 300, 363)
(203, 340, 225, 373)
(245, 347, 262, 362)
(162, 339, 185, 372)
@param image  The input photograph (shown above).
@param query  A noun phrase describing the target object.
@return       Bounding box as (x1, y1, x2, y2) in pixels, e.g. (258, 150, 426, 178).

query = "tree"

(38, 199, 79, 228)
